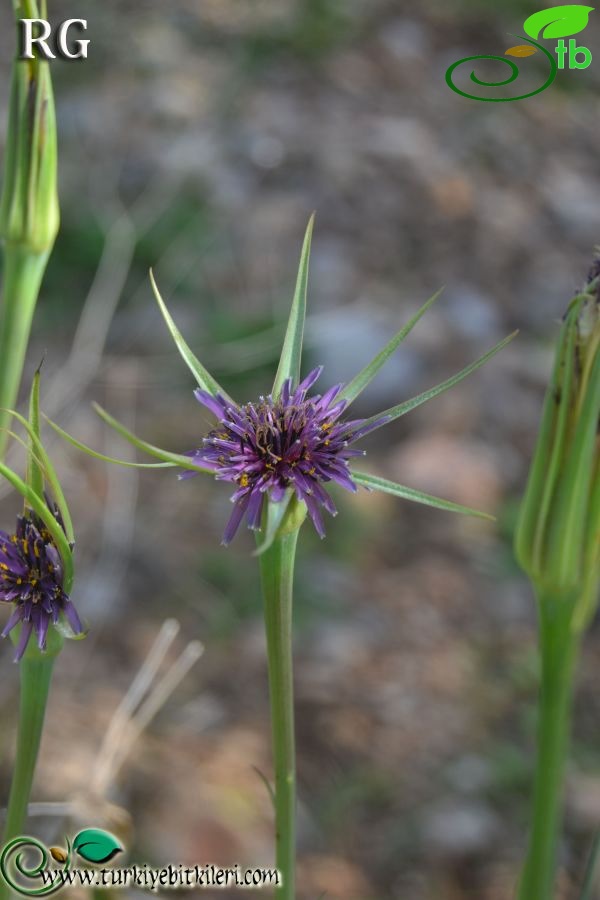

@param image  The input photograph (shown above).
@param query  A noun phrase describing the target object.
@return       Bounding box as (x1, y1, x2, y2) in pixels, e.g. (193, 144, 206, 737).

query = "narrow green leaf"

(27, 369, 44, 498)
(579, 831, 600, 900)
(253, 490, 294, 557)
(272, 214, 314, 398)
(352, 470, 494, 520)
(360, 331, 517, 434)
(45, 416, 176, 470)
(339, 288, 444, 406)
(149, 269, 235, 404)
(7, 409, 75, 545)
(0, 463, 74, 591)
(92, 404, 215, 474)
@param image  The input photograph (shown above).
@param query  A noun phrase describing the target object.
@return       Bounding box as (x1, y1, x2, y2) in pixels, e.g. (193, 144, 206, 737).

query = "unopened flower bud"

(0, 31, 59, 255)
(515, 265, 600, 619)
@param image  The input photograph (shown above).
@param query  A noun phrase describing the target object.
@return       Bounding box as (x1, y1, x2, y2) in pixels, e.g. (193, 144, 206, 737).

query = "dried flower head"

(0, 509, 82, 661)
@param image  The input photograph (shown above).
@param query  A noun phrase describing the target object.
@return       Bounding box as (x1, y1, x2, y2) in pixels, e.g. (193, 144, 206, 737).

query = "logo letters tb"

(555, 38, 592, 70)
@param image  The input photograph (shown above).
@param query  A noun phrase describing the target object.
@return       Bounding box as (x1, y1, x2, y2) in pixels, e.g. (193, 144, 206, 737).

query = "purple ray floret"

(184, 367, 389, 544)
(0, 510, 83, 661)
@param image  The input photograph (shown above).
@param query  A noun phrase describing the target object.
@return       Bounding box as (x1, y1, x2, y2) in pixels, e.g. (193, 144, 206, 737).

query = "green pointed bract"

(0, 375, 75, 590)
(254, 491, 294, 557)
(92, 403, 215, 474)
(254, 492, 308, 557)
(339, 288, 444, 406)
(149, 269, 234, 404)
(272, 214, 314, 399)
(359, 331, 517, 435)
(45, 416, 176, 471)
(8, 410, 75, 546)
(351, 470, 495, 520)
(26, 368, 43, 497)
(0, 373, 75, 545)
(515, 280, 600, 616)
(83, 222, 515, 546)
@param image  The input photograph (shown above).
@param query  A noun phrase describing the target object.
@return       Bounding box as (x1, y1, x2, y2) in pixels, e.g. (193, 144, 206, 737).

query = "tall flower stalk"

(515, 266, 600, 900)
(0, 372, 83, 899)
(54, 218, 515, 898)
(258, 527, 299, 895)
(0, 0, 60, 461)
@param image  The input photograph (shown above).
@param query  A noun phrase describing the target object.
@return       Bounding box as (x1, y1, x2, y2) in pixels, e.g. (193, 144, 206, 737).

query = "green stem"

(258, 529, 299, 900)
(0, 244, 50, 460)
(518, 591, 579, 900)
(0, 653, 55, 899)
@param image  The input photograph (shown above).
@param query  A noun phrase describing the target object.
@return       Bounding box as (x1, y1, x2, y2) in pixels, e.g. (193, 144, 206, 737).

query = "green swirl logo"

(0, 837, 69, 897)
(445, 5, 594, 102)
(445, 36, 557, 102)
(0, 830, 122, 896)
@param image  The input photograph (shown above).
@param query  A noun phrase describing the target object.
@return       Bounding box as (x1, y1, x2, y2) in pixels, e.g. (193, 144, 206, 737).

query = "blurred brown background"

(1, 1, 600, 898)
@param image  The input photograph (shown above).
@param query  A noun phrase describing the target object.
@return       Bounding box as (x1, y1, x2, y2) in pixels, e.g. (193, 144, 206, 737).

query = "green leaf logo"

(523, 5, 594, 40)
(72, 829, 122, 865)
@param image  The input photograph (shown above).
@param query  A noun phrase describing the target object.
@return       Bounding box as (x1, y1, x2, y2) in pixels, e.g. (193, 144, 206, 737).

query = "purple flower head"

(184, 367, 388, 544)
(0, 509, 83, 661)
(81, 224, 510, 548)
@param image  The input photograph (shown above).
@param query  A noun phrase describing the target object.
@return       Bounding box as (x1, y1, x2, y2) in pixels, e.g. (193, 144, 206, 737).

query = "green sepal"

(149, 269, 234, 403)
(54, 612, 88, 642)
(514, 322, 572, 584)
(254, 491, 294, 556)
(548, 343, 600, 590)
(46, 415, 176, 470)
(2, 426, 76, 548)
(360, 331, 518, 435)
(254, 492, 307, 556)
(278, 494, 308, 535)
(92, 403, 215, 474)
(272, 215, 314, 398)
(3, 376, 76, 545)
(352, 470, 495, 520)
(339, 288, 444, 406)
(26, 367, 43, 497)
